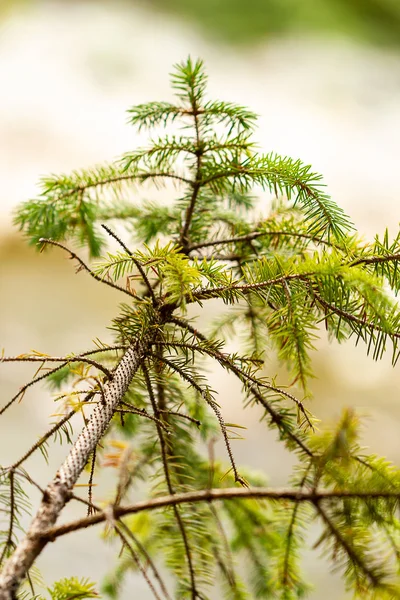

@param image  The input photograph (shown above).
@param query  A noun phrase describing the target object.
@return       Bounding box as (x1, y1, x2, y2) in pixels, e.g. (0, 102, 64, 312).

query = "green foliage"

(47, 577, 98, 600)
(3, 57, 400, 599)
(146, 0, 400, 48)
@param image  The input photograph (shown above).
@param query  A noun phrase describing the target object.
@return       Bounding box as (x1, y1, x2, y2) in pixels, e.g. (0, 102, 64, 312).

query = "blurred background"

(1, 1, 400, 598)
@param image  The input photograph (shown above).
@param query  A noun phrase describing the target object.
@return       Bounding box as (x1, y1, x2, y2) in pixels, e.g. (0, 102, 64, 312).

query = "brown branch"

(149, 353, 245, 485)
(188, 229, 338, 252)
(46, 171, 192, 205)
(112, 521, 163, 600)
(311, 287, 400, 341)
(0, 347, 128, 417)
(116, 519, 172, 600)
(190, 272, 311, 302)
(101, 224, 158, 304)
(39, 238, 137, 299)
(350, 253, 400, 268)
(10, 405, 82, 471)
(314, 501, 381, 587)
(116, 403, 170, 433)
(40, 487, 400, 541)
(0, 345, 128, 364)
(159, 409, 201, 428)
(0, 362, 69, 417)
(162, 322, 313, 455)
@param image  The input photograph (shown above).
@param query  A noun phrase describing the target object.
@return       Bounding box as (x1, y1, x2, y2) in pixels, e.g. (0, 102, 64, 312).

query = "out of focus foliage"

(2, 0, 400, 47)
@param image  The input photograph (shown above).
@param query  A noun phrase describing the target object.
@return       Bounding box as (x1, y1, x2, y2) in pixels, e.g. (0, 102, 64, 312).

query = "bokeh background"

(1, 1, 400, 598)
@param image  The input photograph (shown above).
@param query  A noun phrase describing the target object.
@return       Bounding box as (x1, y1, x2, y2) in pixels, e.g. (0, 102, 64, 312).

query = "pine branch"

(40, 487, 400, 540)
(142, 364, 199, 600)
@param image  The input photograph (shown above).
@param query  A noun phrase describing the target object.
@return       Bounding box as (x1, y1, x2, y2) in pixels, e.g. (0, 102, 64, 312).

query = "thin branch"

(148, 353, 245, 485)
(0, 345, 128, 364)
(153, 339, 312, 429)
(164, 320, 313, 455)
(39, 238, 136, 298)
(314, 501, 381, 587)
(113, 521, 163, 600)
(101, 224, 158, 305)
(190, 272, 311, 302)
(159, 409, 201, 428)
(142, 363, 198, 600)
(282, 463, 312, 589)
(0, 346, 129, 417)
(116, 403, 170, 433)
(0, 362, 71, 417)
(41, 487, 400, 540)
(10, 406, 79, 471)
(311, 287, 400, 342)
(188, 229, 338, 252)
(46, 171, 192, 205)
(117, 519, 172, 600)
(209, 504, 238, 591)
(350, 253, 400, 268)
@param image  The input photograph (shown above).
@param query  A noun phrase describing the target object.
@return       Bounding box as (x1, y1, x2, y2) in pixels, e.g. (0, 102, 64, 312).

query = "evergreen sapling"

(1, 57, 400, 599)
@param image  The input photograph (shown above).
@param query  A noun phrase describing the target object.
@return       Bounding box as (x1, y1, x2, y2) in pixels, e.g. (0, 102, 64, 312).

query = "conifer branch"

(142, 363, 199, 600)
(166, 319, 314, 454)
(39, 487, 400, 540)
(115, 519, 172, 600)
(188, 229, 339, 252)
(190, 272, 311, 302)
(148, 353, 245, 485)
(38, 238, 137, 298)
(313, 501, 381, 588)
(113, 523, 164, 600)
(101, 224, 158, 304)
(117, 403, 171, 433)
(3, 57, 400, 598)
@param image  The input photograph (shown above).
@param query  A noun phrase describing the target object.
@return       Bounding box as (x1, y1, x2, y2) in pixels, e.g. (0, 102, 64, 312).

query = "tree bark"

(0, 337, 150, 599)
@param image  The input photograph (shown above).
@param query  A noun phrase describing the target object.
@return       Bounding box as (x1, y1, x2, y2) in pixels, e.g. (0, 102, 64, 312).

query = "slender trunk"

(0, 337, 150, 599)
